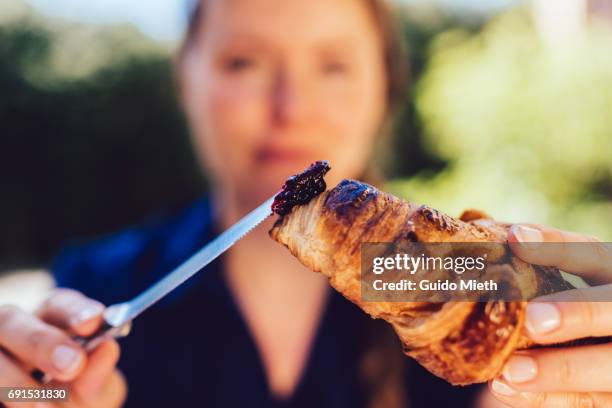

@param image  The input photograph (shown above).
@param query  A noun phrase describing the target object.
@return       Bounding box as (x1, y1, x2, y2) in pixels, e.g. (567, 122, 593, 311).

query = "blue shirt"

(52, 197, 480, 407)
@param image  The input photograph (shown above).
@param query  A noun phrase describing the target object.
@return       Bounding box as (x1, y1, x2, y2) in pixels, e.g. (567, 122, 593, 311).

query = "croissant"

(269, 176, 574, 386)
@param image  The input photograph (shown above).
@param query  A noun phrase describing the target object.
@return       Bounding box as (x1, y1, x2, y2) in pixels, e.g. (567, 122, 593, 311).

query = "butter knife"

(35, 194, 276, 382)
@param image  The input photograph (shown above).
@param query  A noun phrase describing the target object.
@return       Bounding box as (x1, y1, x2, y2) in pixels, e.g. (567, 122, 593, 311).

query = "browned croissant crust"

(269, 179, 573, 386)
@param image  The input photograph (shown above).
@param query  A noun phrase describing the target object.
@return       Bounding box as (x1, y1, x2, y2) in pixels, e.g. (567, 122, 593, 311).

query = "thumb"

(70, 340, 121, 399)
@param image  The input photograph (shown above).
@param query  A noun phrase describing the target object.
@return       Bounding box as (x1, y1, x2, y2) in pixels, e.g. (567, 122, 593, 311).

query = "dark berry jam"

(272, 161, 331, 216)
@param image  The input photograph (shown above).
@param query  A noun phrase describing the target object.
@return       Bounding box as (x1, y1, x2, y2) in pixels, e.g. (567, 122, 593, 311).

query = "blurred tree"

(0, 16, 205, 270)
(390, 9, 612, 239)
(386, 6, 484, 178)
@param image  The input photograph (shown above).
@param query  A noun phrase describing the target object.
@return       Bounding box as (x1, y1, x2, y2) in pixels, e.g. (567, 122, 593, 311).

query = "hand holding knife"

(35, 193, 276, 382)
(35, 160, 330, 383)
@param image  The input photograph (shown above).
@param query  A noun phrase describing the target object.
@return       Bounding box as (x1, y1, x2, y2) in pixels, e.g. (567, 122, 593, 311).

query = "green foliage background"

(389, 10, 612, 240)
(1, 4, 204, 269)
(1, 3, 610, 270)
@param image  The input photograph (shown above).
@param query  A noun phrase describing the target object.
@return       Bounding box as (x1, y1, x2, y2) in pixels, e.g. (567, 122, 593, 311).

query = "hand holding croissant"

(270, 174, 612, 408)
(489, 224, 612, 408)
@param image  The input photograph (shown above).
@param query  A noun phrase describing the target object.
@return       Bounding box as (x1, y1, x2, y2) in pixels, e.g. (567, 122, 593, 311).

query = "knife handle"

(32, 321, 132, 384)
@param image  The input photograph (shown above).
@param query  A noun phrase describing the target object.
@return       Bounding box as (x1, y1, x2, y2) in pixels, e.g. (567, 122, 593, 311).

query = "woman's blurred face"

(181, 0, 387, 206)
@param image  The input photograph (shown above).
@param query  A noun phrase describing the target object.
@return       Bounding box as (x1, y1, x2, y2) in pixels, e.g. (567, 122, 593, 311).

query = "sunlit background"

(1, 0, 611, 306)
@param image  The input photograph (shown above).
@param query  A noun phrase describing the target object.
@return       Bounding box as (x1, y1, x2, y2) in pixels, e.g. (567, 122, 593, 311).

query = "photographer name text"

(372, 278, 498, 291)
(369, 253, 498, 292)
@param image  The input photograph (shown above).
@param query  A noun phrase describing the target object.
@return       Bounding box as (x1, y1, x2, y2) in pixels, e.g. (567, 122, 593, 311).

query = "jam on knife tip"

(272, 161, 331, 216)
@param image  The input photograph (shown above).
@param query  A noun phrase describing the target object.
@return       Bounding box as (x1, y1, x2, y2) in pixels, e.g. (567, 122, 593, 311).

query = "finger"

(498, 344, 612, 393)
(37, 289, 105, 337)
(475, 387, 513, 408)
(490, 379, 612, 408)
(70, 368, 127, 408)
(3, 397, 54, 408)
(0, 350, 39, 387)
(91, 370, 127, 408)
(71, 340, 120, 397)
(0, 305, 86, 382)
(524, 297, 612, 344)
(0, 351, 49, 408)
(508, 224, 612, 285)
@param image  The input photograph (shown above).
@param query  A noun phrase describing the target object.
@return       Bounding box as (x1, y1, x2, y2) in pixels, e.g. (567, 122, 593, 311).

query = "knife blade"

(98, 192, 276, 339)
(35, 193, 276, 382)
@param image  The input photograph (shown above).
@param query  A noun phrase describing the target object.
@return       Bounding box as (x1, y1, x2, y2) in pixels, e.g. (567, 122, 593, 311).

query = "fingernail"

(513, 225, 543, 248)
(71, 303, 104, 326)
(52, 345, 83, 373)
(503, 355, 538, 383)
(491, 377, 517, 396)
(526, 302, 561, 335)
